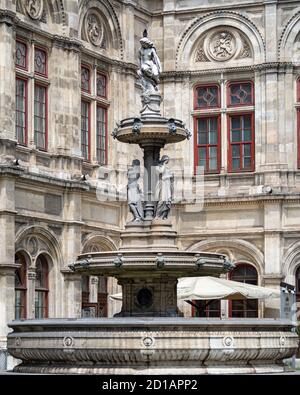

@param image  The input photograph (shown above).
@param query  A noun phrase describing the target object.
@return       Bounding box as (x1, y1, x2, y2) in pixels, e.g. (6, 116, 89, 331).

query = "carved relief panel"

(25, 0, 44, 20)
(195, 27, 252, 64)
(82, 9, 107, 49)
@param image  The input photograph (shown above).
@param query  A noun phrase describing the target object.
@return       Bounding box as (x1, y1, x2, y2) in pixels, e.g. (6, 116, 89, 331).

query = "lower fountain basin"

(7, 318, 299, 375)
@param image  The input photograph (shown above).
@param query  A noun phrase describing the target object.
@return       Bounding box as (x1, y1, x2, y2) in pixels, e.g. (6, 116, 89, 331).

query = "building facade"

(1, 0, 300, 368)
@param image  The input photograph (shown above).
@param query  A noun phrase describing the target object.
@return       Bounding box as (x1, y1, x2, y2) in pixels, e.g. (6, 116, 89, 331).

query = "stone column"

(263, 201, 283, 318)
(50, 40, 81, 157)
(27, 270, 36, 319)
(0, 10, 16, 161)
(63, 272, 82, 318)
(89, 276, 98, 303)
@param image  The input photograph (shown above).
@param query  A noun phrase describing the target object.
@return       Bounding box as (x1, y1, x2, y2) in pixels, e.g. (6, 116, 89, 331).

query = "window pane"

(81, 101, 90, 160)
(16, 79, 27, 144)
(81, 67, 90, 92)
(243, 129, 251, 141)
(232, 158, 240, 169)
(231, 116, 240, 129)
(34, 85, 46, 150)
(96, 106, 107, 165)
(230, 83, 253, 105)
(231, 130, 241, 142)
(16, 41, 27, 68)
(197, 86, 219, 108)
(97, 73, 106, 97)
(34, 48, 47, 75)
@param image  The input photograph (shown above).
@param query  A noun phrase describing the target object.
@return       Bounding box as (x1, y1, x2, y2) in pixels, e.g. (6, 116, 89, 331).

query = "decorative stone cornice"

(0, 9, 17, 26)
(161, 62, 294, 80)
(52, 35, 83, 52)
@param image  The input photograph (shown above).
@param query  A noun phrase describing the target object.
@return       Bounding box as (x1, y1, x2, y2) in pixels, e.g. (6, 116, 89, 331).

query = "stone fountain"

(7, 31, 298, 374)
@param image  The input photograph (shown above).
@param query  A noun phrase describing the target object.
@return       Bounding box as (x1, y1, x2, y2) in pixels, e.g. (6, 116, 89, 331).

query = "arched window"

(296, 266, 300, 302)
(230, 263, 258, 318)
(15, 253, 27, 319)
(35, 255, 49, 319)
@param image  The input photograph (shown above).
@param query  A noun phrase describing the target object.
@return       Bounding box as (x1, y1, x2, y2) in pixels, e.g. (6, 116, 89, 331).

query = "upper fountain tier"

(112, 30, 190, 147)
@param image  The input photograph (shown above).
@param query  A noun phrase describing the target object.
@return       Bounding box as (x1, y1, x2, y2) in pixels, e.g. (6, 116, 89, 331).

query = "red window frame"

(297, 109, 300, 169)
(16, 77, 28, 146)
(191, 299, 221, 318)
(81, 100, 91, 161)
(229, 263, 258, 318)
(34, 83, 48, 151)
(34, 46, 48, 77)
(96, 105, 108, 165)
(96, 72, 107, 98)
(227, 81, 254, 107)
(227, 113, 255, 173)
(16, 39, 28, 70)
(15, 253, 27, 320)
(81, 65, 91, 94)
(297, 78, 300, 102)
(194, 84, 220, 110)
(35, 255, 49, 319)
(194, 115, 221, 174)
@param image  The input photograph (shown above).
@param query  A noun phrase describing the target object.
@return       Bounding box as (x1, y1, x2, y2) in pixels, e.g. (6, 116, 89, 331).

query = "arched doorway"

(230, 263, 258, 318)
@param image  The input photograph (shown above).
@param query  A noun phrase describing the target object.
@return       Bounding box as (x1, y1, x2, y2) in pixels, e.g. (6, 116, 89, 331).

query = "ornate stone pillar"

(0, 266, 16, 346)
(27, 270, 36, 319)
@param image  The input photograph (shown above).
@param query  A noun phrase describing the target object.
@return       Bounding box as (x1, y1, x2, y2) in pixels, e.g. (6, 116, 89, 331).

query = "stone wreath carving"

(195, 28, 252, 63)
(84, 10, 104, 47)
(25, 0, 43, 20)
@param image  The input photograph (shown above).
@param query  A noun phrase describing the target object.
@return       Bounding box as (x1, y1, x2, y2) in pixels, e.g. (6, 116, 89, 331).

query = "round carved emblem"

(25, 0, 43, 20)
(142, 336, 154, 348)
(279, 336, 286, 346)
(27, 236, 38, 256)
(15, 337, 22, 347)
(63, 336, 74, 347)
(223, 336, 234, 348)
(85, 11, 103, 47)
(207, 31, 236, 62)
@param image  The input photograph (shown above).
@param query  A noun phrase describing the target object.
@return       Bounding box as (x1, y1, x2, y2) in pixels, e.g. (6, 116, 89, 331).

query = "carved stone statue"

(127, 159, 144, 222)
(138, 30, 162, 94)
(155, 155, 174, 220)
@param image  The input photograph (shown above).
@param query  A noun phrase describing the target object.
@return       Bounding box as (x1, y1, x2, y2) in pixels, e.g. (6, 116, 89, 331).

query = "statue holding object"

(127, 159, 144, 222)
(155, 155, 174, 220)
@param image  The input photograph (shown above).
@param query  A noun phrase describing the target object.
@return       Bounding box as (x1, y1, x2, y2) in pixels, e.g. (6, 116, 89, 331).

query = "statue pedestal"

(140, 93, 162, 118)
(120, 220, 178, 252)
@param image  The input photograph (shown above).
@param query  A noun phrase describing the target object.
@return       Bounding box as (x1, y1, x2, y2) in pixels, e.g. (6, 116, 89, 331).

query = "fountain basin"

(7, 318, 299, 374)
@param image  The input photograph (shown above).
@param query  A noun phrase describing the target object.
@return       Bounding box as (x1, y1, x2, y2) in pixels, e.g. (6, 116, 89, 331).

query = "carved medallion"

(85, 11, 103, 47)
(25, 0, 43, 20)
(142, 336, 154, 348)
(222, 336, 234, 348)
(63, 336, 74, 347)
(15, 337, 22, 347)
(208, 31, 236, 61)
(279, 335, 286, 346)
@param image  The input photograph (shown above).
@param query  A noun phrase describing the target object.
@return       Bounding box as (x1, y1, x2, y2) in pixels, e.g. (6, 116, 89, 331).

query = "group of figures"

(127, 156, 174, 221)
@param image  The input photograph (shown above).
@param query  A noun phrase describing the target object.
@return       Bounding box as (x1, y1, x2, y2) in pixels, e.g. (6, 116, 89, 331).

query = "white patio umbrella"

(109, 276, 280, 301)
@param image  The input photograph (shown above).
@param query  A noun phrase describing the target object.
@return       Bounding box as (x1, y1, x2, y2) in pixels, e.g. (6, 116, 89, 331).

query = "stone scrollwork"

(25, 0, 43, 20)
(84, 10, 104, 47)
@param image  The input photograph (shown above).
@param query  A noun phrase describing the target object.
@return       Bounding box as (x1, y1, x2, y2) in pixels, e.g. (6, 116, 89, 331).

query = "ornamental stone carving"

(25, 0, 43, 20)
(208, 31, 236, 61)
(195, 28, 252, 63)
(142, 336, 154, 348)
(84, 11, 104, 47)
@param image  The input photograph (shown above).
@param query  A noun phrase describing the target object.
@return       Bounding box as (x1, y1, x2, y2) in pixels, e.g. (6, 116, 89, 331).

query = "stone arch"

(16, 0, 66, 26)
(282, 241, 300, 282)
(279, 10, 300, 62)
(187, 238, 264, 279)
(82, 233, 118, 253)
(15, 225, 63, 267)
(79, 0, 123, 60)
(176, 11, 265, 69)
